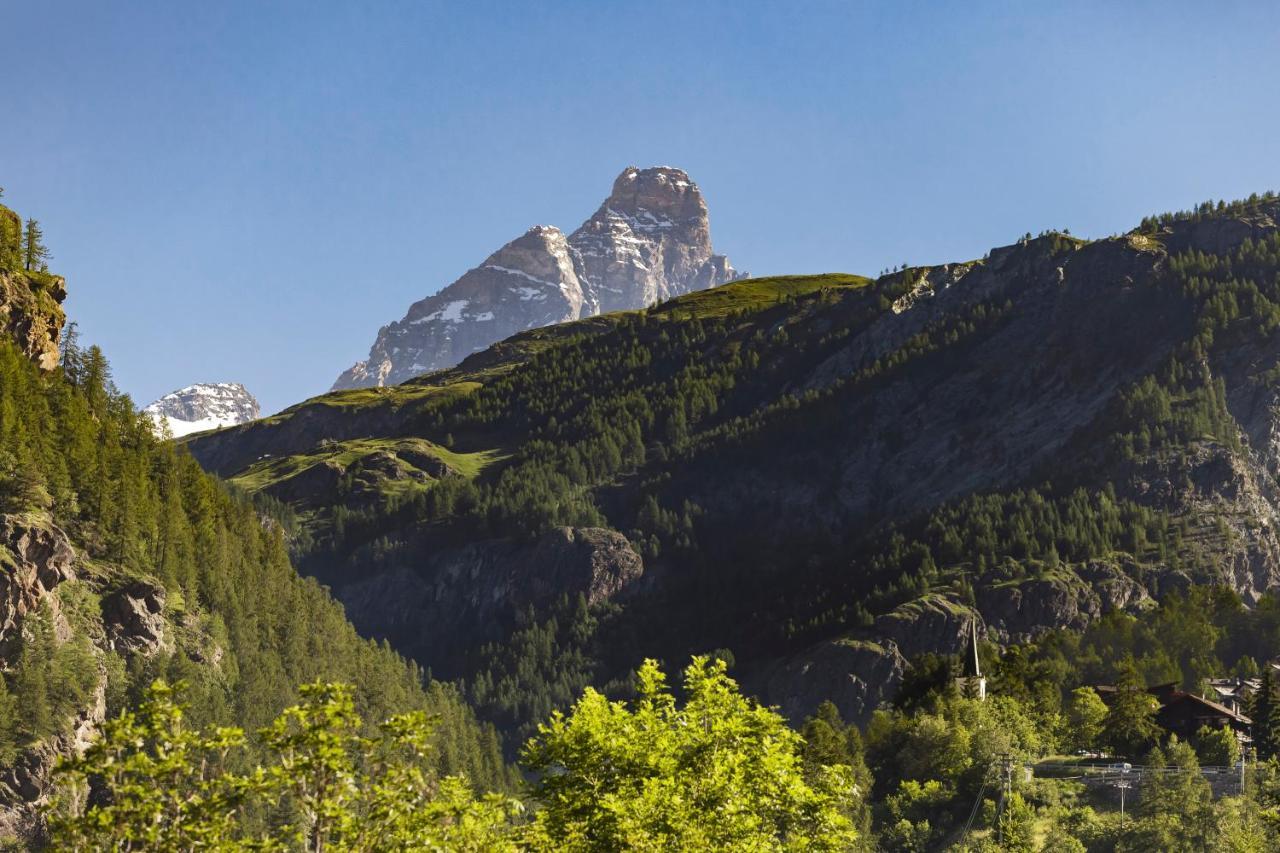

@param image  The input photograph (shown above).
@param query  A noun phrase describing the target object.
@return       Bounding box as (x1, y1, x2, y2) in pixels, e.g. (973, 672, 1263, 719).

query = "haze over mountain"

(333, 166, 740, 390)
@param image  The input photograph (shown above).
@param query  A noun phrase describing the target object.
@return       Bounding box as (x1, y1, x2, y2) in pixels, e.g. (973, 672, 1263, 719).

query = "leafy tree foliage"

(1194, 724, 1241, 768)
(522, 656, 860, 851)
(1064, 687, 1108, 753)
(800, 701, 874, 842)
(1102, 668, 1162, 758)
(51, 680, 523, 851)
(51, 661, 867, 851)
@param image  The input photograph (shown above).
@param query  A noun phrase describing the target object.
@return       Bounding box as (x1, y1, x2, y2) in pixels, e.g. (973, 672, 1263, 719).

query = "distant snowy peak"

(144, 382, 260, 438)
(333, 166, 741, 391)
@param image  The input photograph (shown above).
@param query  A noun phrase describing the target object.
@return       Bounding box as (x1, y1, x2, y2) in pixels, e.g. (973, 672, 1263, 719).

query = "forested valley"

(11, 189, 1280, 848)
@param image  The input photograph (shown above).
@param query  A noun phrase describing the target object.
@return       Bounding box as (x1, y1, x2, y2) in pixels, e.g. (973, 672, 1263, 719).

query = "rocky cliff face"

(336, 527, 643, 668)
(0, 514, 172, 840)
(570, 166, 738, 314)
(333, 167, 739, 390)
(0, 206, 65, 372)
(144, 382, 260, 438)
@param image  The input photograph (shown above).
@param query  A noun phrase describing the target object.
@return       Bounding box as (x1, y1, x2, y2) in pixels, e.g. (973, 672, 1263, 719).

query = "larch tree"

(21, 217, 50, 271)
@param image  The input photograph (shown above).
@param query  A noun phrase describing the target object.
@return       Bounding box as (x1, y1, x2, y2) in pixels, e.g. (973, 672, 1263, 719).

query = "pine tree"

(21, 218, 50, 272)
(60, 321, 83, 387)
(13, 612, 55, 743)
(1102, 667, 1161, 757)
(1249, 668, 1280, 759)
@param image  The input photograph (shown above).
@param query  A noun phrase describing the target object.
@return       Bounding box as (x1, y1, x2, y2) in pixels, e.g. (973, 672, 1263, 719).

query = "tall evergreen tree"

(1249, 668, 1280, 759)
(21, 218, 50, 272)
(1102, 667, 1161, 757)
(60, 321, 83, 387)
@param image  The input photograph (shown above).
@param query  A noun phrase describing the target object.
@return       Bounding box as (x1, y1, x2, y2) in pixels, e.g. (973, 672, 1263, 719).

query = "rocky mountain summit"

(332, 166, 740, 390)
(144, 382, 260, 437)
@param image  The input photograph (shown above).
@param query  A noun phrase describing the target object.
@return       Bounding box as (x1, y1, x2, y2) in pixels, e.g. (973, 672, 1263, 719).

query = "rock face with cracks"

(0, 514, 179, 840)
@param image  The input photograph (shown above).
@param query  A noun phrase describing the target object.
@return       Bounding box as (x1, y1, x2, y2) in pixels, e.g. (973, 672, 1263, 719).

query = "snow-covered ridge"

(144, 382, 260, 438)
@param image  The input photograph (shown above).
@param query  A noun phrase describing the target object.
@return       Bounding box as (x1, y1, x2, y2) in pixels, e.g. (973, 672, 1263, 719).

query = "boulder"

(101, 579, 167, 655)
(0, 516, 76, 652)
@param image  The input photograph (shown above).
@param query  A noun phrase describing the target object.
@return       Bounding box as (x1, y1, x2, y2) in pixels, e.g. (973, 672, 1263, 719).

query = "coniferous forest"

(5, 182, 1280, 849)
(7, 125, 1280, 853)
(12, 2, 1280, 848)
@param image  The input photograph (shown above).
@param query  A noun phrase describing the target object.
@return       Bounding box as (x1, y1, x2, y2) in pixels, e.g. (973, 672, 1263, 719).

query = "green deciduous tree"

(1065, 686, 1109, 752)
(800, 700, 874, 840)
(51, 680, 522, 852)
(50, 680, 251, 850)
(1194, 724, 1241, 767)
(522, 656, 860, 851)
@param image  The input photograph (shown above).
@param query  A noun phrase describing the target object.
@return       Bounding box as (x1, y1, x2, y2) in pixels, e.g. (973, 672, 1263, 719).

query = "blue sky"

(2, 1, 1278, 414)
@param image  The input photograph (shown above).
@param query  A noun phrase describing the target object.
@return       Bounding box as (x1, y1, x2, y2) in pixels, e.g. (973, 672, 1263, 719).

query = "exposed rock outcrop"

(570, 166, 738, 314)
(0, 678, 105, 843)
(101, 580, 168, 656)
(976, 562, 1149, 644)
(335, 527, 643, 665)
(0, 516, 76, 654)
(0, 206, 65, 372)
(333, 167, 740, 389)
(755, 638, 907, 728)
(0, 514, 188, 841)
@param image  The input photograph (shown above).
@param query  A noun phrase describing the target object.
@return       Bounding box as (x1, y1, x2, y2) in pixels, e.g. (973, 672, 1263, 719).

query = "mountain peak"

(604, 166, 704, 219)
(570, 166, 734, 314)
(332, 167, 740, 390)
(144, 382, 260, 437)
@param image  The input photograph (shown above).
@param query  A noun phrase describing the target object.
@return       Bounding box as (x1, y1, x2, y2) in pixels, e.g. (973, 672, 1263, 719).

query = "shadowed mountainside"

(190, 194, 1280, 747)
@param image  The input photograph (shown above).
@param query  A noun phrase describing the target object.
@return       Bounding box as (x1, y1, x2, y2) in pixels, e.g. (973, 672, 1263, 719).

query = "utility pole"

(995, 754, 1013, 845)
(1113, 762, 1132, 817)
(1241, 747, 1254, 797)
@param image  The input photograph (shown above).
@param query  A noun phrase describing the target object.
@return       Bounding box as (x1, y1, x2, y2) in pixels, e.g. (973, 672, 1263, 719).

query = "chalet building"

(1095, 682, 1252, 744)
(1205, 677, 1259, 716)
(1152, 686, 1252, 743)
(954, 620, 986, 701)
